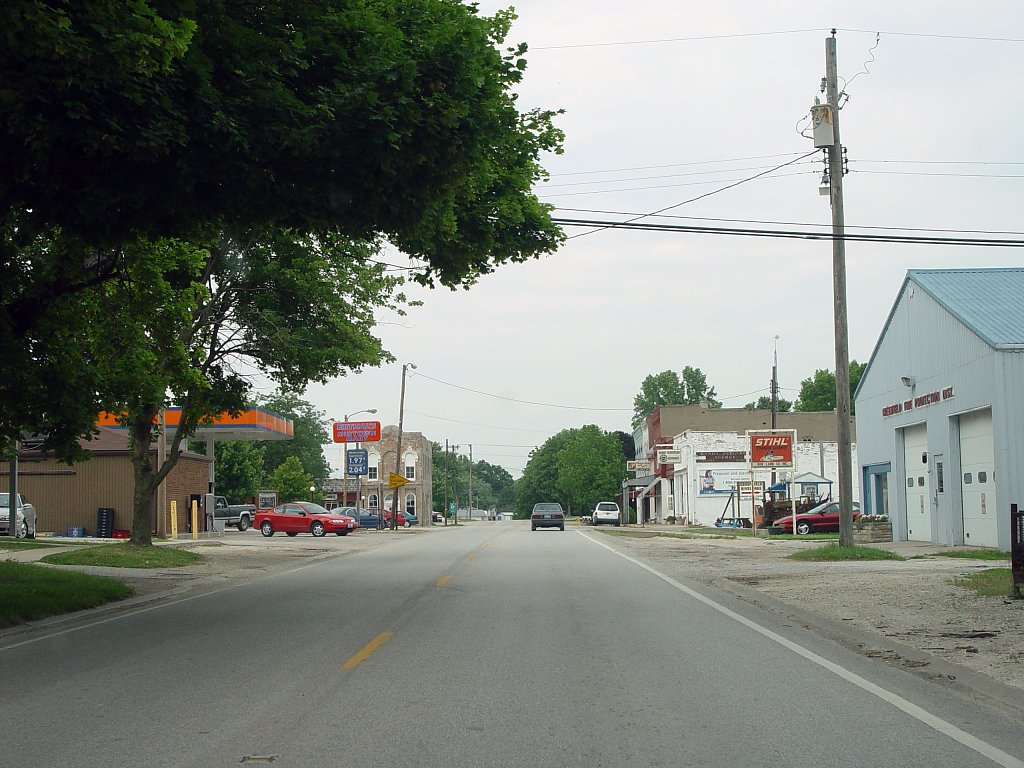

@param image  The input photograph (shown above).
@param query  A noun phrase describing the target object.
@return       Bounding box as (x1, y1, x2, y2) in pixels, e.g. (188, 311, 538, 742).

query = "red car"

(772, 500, 861, 535)
(256, 501, 358, 537)
(380, 510, 418, 528)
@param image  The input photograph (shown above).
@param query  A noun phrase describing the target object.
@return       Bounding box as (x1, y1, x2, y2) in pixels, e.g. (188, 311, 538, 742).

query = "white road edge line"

(579, 531, 1024, 768)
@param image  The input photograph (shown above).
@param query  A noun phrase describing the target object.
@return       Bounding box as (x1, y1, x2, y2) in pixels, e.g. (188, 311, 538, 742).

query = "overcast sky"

(301, 1, 1024, 479)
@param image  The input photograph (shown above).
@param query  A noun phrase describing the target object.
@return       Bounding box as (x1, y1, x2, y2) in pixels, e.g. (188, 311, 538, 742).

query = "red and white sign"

(749, 433, 794, 468)
(332, 421, 382, 443)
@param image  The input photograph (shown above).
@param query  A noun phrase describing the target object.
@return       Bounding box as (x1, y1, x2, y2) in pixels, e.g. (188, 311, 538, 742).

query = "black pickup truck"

(212, 496, 257, 531)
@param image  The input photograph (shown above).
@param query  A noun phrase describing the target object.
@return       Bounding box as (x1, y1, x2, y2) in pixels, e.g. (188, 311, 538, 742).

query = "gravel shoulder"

(593, 529, 1024, 707)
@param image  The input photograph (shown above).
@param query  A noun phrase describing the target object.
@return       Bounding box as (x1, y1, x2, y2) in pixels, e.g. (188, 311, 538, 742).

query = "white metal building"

(854, 268, 1024, 551)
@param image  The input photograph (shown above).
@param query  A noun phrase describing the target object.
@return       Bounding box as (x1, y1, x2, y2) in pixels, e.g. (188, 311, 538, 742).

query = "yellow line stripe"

(342, 632, 392, 670)
(436, 575, 451, 587)
(466, 553, 475, 561)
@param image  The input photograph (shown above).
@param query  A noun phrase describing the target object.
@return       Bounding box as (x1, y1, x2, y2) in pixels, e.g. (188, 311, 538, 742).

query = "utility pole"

(443, 439, 449, 527)
(391, 363, 416, 530)
(468, 444, 473, 521)
(824, 31, 855, 547)
(771, 335, 779, 487)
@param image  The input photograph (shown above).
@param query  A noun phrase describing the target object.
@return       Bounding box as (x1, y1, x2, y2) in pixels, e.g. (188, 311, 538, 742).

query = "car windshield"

(301, 503, 331, 515)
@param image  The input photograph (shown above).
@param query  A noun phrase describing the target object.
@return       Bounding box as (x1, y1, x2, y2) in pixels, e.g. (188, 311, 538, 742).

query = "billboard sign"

(626, 460, 651, 473)
(749, 432, 794, 468)
(333, 421, 382, 443)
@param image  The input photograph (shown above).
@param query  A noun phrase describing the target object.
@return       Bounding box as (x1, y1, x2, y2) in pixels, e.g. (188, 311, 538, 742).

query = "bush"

(666, 516, 677, 524)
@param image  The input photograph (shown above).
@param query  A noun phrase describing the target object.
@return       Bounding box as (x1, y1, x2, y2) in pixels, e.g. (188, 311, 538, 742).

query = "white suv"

(591, 501, 620, 526)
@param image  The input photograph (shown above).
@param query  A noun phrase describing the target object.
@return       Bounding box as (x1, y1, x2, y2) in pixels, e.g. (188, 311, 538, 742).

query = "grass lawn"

(952, 568, 1014, 598)
(41, 544, 204, 568)
(0, 562, 133, 627)
(929, 549, 1010, 561)
(788, 544, 904, 562)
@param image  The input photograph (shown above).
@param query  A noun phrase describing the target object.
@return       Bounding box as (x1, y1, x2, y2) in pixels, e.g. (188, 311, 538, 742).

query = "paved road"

(2, 523, 1022, 767)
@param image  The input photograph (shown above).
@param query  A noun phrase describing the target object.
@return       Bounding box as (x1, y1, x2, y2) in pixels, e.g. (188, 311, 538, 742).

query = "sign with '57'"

(749, 432, 794, 468)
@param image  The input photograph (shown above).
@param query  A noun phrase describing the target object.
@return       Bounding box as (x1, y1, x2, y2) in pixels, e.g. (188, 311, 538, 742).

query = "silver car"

(0, 493, 38, 538)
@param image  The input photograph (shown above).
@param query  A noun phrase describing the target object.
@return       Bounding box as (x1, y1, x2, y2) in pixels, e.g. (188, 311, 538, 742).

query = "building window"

(406, 493, 416, 515)
(368, 494, 378, 509)
(907, 478, 914, 488)
(936, 462, 944, 493)
(917, 477, 925, 487)
(405, 465, 415, 480)
(963, 473, 973, 484)
(384, 494, 394, 509)
(368, 466, 378, 480)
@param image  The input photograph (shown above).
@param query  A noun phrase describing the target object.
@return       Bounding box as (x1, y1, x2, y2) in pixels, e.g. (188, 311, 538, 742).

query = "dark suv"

(531, 502, 565, 531)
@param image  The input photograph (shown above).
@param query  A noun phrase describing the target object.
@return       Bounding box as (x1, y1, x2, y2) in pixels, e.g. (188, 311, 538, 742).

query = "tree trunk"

(128, 404, 159, 547)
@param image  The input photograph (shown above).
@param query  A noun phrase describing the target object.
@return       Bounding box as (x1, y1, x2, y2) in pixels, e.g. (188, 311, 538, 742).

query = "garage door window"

(978, 471, 987, 483)
(964, 473, 973, 484)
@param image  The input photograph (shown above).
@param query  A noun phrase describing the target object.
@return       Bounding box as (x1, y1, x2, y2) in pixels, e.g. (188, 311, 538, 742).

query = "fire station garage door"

(902, 423, 931, 541)
(959, 409, 998, 548)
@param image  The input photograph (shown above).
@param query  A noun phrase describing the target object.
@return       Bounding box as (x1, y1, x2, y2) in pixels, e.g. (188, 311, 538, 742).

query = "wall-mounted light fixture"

(900, 376, 915, 388)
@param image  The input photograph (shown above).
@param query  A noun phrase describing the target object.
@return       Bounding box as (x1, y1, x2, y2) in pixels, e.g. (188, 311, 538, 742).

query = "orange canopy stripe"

(98, 408, 293, 438)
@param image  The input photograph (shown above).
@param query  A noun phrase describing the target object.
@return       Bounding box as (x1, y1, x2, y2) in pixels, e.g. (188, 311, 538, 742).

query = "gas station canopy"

(98, 407, 294, 443)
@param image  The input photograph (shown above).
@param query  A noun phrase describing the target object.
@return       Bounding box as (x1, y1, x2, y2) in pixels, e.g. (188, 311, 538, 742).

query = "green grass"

(952, 568, 1014, 597)
(41, 544, 204, 568)
(0, 562, 133, 627)
(930, 549, 1010, 561)
(788, 544, 905, 562)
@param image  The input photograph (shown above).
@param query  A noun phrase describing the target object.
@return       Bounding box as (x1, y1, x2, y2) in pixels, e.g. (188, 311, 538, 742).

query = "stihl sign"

(749, 433, 794, 468)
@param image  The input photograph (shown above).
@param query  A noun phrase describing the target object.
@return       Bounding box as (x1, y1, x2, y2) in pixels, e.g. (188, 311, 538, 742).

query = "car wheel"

(615, 521, 621, 527)
(531, 526, 536, 531)
(559, 525, 565, 531)
(796, 521, 813, 535)
(260, 521, 274, 537)
(286, 531, 299, 537)
(311, 521, 326, 537)
(237, 516, 250, 532)
(403, 520, 412, 528)
(19, 520, 28, 538)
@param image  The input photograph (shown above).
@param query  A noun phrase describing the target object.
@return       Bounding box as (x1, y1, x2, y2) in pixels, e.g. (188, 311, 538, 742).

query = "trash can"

(96, 508, 115, 538)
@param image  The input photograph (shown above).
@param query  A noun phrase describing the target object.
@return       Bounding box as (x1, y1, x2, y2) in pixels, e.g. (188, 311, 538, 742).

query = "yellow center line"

(342, 632, 393, 670)
(436, 575, 451, 587)
(466, 553, 475, 561)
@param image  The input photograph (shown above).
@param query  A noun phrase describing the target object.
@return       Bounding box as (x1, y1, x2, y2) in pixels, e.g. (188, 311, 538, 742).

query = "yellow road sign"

(388, 473, 410, 489)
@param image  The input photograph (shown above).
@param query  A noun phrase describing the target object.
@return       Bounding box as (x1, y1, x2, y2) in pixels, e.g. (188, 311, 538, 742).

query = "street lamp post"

(390, 363, 416, 529)
(340, 408, 377, 508)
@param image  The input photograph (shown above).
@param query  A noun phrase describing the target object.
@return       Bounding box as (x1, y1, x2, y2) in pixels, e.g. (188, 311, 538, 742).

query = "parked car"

(432, 512, 444, 523)
(531, 502, 565, 531)
(591, 501, 621, 526)
(0, 493, 37, 538)
(381, 510, 418, 528)
(342, 507, 383, 530)
(255, 501, 358, 537)
(772, 500, 861, 535)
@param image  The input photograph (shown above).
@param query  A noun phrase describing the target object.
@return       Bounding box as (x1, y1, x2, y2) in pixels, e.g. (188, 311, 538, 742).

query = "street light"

(390, 363, 416, 529)
(340, 408, 377, 508)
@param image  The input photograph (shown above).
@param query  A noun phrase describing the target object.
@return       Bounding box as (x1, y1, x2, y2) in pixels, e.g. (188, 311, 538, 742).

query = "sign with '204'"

(749, 433, 794, 468)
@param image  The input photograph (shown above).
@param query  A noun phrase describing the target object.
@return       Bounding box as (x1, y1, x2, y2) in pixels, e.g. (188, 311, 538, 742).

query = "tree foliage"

(267, 456, 314, 504)
(430, 444, 514, 515)
(743, 395, 793, 412)
(253, 391, 331, 482)
(214, 441, 265, 504)
(632, 366, 721, 428)
(515, 426, 626, 517)
(0, 0, 564, 461)
(0, 1, 563, 278)
(793, 361, 866, 413)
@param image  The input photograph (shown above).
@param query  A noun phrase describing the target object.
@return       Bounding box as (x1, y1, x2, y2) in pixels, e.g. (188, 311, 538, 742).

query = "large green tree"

(632, 366, 721, 428)
(267, 456, 314, 504)
(793, 361, 867, 413)
(253, 391, 331, 482)
(0, 1, 564, 460)
(102, 233, 402, 544)
(743, 395, 793, 412)
(213, 441, 265, 505)
(515, 427, 626, 517)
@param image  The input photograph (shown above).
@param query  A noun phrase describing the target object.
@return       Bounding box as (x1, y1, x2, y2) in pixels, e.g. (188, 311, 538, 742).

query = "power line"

(410, 372, 632, 411)
(547, 152, 808, 177)
(552, 217, 1024, 247)
(541, 161, 818, 189)
(540, 170, 815, 199)
(553, 206, 1024, 237)
(565, 151, 819, 239)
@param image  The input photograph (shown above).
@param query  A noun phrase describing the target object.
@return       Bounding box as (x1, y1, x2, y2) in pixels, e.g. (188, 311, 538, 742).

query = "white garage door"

(960, 409, 998, 548)
(902, 423, 931, 541)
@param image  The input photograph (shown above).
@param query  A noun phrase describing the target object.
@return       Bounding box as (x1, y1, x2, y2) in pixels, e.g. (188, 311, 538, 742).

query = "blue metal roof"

(909, 268, 1024, 348)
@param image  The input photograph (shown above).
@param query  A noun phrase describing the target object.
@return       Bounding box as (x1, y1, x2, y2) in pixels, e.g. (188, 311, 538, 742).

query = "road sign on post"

(347, 449, 368, 476)
(332, 421, 382, 443)
(748, 432, 794, 468)
(388, 472, 409, 489)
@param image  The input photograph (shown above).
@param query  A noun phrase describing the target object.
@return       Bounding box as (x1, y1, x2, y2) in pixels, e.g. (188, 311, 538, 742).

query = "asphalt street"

(1, 523, 1021, 767)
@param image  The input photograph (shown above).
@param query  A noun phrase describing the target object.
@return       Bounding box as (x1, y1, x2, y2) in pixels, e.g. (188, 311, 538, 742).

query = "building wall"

(670, 431, 859, 526)
(855, 280, 1010, 548)
(1, 451, 211, 536)
(363, 427, 433, 524)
